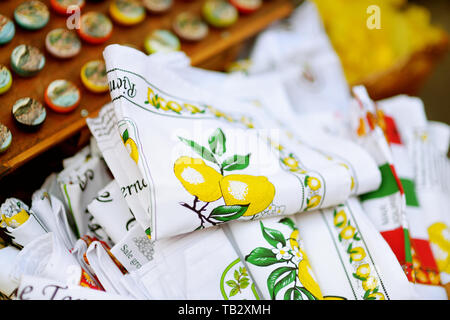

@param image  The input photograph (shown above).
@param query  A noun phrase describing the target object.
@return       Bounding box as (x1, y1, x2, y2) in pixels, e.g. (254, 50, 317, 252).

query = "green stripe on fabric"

(400, 178, 420, 207)
(360, 163, 399, 201)
(403, 228, 412, 264)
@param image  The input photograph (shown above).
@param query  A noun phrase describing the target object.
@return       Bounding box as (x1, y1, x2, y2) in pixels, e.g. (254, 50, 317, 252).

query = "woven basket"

(354, 32, 449, 101)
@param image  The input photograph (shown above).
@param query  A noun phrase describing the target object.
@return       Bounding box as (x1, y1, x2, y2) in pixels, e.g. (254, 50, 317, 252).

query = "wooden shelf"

(0, 0, 294, 179)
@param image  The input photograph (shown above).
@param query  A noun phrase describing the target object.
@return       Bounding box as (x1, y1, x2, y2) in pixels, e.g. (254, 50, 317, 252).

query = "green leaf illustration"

(363, 289, 372, 300)
(221, 154, 251, 172)
(260, 221, 286, 247)
(122, 129, 129, 143)
(267, 267, 296, 299)
(347, 243, 353, 253)
(297, 287, 317, 300)
(240, 279, 250, 289)
(272, 269, 297, 300)
(234, 270, 240, 281)
(278, 217, 296, 231)
(229, 287, 240, 297)
(284, 287, 303, 300)
(209, 205, 248, 222)
(208, 128, 226, 156)
(352, 272, 367, 281)
(178, 136, 219, 165)
(245, 247, 285, 267)
(226, 280, 237, 288)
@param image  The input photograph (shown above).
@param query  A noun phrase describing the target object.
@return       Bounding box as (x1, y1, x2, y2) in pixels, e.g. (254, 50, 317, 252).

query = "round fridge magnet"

(78, 12, 113, 44)
(50, 0, 86, 15)
(142, 0, 173, 14)
(229, 0, 261, 14)
(0, 14, 15, 45)
(45, 28, 82, 59)
(0, 65, 13, 95)
(45, 79, 81, 113)
(202, 0, 238, 28)
(172, 12, 209, 42)
(12, 98, 47, 130)
(144, 29, 180, 54)
(0, 123, 12, 153)
(109, 0, 146, 26)
(10, 44, 46, 77)
(80, 60, 109, 93)
(14, 0, 50, 30)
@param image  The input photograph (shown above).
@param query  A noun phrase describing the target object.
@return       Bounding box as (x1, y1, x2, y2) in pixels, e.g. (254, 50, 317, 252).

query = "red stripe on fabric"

(381, 227, 406, 265)
(389, 164, 404, 195)
(412, 238, 440, 271)
(383, 115, 402, 145)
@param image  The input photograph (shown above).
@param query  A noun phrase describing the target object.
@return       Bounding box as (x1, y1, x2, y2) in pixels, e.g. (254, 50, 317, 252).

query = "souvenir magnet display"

(10, 44, 46, 77)
(109, 0, 146, 26)
(50, 0, 85, 15)
(12, 98, 47, 130)
(0, 65, 12, 95)
(142, 0, 173, 14)
(144, 29, 180, 54)
(0, 14, 15, 45)
(77, 12, 113, 44)
(80, 60, 109, 93)
(0, 123, 12, 153)
(45, 28, 82, 59)
(172, 12, 209, 42)
(202, 0, 238, 28)
(14, 1, 50, 30)
(44, 79, 81, 113)
(229, 0, 261, 14)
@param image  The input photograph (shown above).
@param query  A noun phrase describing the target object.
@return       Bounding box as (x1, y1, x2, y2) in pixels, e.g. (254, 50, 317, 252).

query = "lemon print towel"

(294, 197, 417, 300)
(227, 216, 325, 300)
(87, 44, 378, 240)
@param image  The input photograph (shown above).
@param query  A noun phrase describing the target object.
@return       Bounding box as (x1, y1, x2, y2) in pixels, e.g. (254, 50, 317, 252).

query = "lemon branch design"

(174, 128, 275, 230)
(245, 218, 322, 300)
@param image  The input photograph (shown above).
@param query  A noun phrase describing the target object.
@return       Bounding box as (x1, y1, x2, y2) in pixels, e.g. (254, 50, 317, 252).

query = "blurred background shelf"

(0, 0, 294, 180)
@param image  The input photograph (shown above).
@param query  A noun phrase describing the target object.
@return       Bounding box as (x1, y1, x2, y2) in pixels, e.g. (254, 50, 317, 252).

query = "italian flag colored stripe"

(360, 163, 400, 201)
(381, 227, 414, 282)
(400, 178, 420, 207)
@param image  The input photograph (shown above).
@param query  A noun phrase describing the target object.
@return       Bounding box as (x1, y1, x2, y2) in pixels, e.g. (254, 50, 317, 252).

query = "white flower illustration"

(291, 246, 303, 264)
(272, 242, 292, 260)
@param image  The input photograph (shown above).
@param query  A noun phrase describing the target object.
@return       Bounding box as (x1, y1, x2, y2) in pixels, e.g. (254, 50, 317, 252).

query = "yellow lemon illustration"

(124, 138, 139, 164)
(355, 263, 371, 279)
(174, 156, 223, 202)
(323, 296, 346, 300)
(427, 222, 450, 273)
(283, 156, 299, 170)
(306, 195, 321, 209)
(415, 270, 429, 283)
(219, 174, 275, 216)
(350, 247, 366, 262)
(367, 292, 385, 300)
(240, 116, 254, 129)
(306, 176, 321, 191)
(289, 229, 300, 250)
(167, 101, 183, 113)
(340, 225, 356, 240)
(362, 276, 378, 291)
(298, 259, 323, 300)
(1, 209, 29, 228)
(333, 210, 347, 228)
(350, 177, 355, 190)
(183, 103, 201, 114)
(427, 271, 441, 285)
